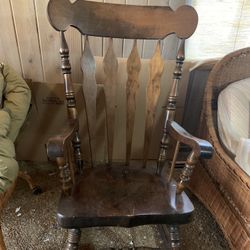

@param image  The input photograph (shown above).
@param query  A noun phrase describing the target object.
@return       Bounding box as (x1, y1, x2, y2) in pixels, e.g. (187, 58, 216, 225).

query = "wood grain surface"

(81, 37, 97, 166)
(103, 39, 118, 164)
(48, 0, 198, 40)
(126, 40, 141, 163)
(143, 41, 164, 166)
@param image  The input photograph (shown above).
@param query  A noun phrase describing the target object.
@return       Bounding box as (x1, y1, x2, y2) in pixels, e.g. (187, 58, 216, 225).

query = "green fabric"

(1, 64, 31, 142)
(0, 64, 31, 192)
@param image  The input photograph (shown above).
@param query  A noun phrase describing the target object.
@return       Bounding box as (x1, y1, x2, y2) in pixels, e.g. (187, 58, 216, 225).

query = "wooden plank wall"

(0, 0, 185, 83)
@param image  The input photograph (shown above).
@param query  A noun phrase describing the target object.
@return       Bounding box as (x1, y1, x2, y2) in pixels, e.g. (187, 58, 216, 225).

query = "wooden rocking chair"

(46, 0, 213, 249)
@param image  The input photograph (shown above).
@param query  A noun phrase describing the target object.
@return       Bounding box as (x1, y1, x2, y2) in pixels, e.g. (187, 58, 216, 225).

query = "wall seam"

(9, 0, 24, 77)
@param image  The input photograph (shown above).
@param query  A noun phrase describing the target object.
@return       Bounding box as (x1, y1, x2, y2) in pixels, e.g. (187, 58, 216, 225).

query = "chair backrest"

(47, 0, 198, 167)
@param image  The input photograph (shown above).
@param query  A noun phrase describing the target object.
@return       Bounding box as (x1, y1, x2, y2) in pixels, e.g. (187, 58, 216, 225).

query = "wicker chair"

(189, 47, 250, 250)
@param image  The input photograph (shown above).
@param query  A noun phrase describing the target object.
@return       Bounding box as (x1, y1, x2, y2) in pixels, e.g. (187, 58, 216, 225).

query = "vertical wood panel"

(10, 0, 43, 81)
(0, 0, 21, 74)
(89, 36, 103, 57)
(103, 0, 125, 58)
(65, 28, 82, 83)
(234, 1, 250, 50)
(0, 0, 175, 83)
(186, 0, 242, 60)
(34, 0, 61, 83)
(35, 0, 83, 83)
(169, 0, 186, 10)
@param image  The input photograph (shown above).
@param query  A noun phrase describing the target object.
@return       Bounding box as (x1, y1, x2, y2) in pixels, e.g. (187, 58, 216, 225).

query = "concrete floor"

(2, 162, 230, 250)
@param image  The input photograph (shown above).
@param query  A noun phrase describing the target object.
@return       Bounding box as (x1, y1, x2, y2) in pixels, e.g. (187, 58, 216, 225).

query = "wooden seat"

(58, 165, 193, 228)
(46, 0, 213, 249)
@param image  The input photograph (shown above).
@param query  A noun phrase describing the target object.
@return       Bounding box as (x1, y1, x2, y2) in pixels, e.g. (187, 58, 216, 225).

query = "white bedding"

(217, 77, 250, 176)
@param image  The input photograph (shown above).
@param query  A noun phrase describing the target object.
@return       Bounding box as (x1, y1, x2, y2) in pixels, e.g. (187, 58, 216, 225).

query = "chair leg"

(65, 229, 81, 250)
(169, 225, 181, 250)
(18, 171, 42, 195)
(0, 181, 16, 250)
(0, 225, 6, 250)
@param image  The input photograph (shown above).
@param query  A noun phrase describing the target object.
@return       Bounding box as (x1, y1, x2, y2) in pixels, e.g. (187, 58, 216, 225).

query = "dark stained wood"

(18, 171, 42, 195)
(0, 180, 16, 250)
(47, 0, 198, 40)
(47, 121, 77, 160)
(72, 131, 83, 174)
(167, 121, 213, 159)
(57, 156, 73, 194)
(46, 120, 79, 192)
(66, 229, 81, 250)
(57, 165, 194, 228)
(59, 31, 83, 174)
(169, 225, 181, 250)
(157, 39, 185, 175)
(46, 31, 82, 192)
(177, 151, 197, 194)
(59, 32, 77, 117)
(45, 2, 213, 249)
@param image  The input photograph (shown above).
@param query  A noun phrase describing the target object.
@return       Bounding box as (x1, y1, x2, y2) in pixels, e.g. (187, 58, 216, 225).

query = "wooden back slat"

(47, 0, 198, 40)
(103, 38, 118, 164)
(81, 36, 97, 166)
(126, 40, 141, 164)
(143, 41, 164, 166)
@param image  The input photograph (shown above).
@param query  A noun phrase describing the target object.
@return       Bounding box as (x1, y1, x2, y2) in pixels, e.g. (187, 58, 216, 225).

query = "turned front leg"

(177, 151, 197, 194)
(65, 229, 81, 250)
(169, 225, 181, 250)
(72, 131, 83, 174)
(56, 157, 73, 194)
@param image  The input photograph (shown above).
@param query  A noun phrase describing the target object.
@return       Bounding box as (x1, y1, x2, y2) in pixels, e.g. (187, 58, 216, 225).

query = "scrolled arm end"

(46, 120, 77, 194)
(46, 120, 77, 161)
(47, 136, 65, 161)
(166, 121, 213, 194)
(167, 120, 213, 159)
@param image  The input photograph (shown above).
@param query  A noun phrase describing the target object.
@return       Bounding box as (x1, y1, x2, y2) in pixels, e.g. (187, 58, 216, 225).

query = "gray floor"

(2, 162, 230, 250)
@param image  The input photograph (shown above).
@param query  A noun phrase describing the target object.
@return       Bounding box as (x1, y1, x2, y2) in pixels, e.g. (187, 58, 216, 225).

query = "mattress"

(217, 77, 250, 176)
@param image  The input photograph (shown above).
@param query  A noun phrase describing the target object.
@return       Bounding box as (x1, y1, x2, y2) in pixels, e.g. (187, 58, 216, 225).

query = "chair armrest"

(47, 119, 78, 161)
(167, 120, 213, 159)
(167, 121, 213, 194)
(47, 119, 79, 194)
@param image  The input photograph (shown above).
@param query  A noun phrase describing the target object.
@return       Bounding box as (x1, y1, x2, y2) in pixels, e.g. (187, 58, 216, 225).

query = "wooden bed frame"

(189, 47, 250, 250)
